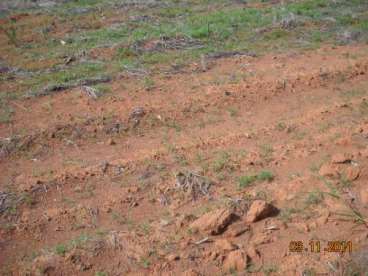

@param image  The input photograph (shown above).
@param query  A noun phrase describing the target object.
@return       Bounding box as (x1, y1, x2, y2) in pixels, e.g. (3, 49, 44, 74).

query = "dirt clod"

(319, 163, 339, 178)
(225, 222, 250, 237)
(345, 166, 361, 181)
(245, 200, 278, 223)
(214, 239, 238, 251)
(190, 208, 238, 235)
(331, 153, 353, 164)
(223, 250, 248, 272)
(107, 138, 116, 145)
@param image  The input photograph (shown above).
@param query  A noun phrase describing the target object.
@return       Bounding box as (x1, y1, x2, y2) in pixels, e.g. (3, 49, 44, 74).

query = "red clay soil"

(1, 44, 368, 275)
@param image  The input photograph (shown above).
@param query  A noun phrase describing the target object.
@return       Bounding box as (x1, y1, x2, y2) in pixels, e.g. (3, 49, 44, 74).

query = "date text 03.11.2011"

(289, 240, 353, 253)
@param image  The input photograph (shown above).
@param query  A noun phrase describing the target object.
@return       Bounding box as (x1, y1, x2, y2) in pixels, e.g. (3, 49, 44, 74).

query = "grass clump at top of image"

(3, 0, 368, 99)
(238, 170, 274, 189)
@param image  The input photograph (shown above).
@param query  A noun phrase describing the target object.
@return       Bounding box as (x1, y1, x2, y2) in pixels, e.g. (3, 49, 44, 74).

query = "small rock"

(166, 254, 180, 262)
(107, 138, 116, 145)
(128, 186, 140, 193)
(16, 174, 42, 192)
(182, 269, 201, 276)
(293, 222, 310, 232)
(335, 136, 352, 146)
(189, 208, 237, 235)
(319, 163, 339, 178)
(44, 208, 60, 221)
(345, 166, 360, 181)
(251, 233, 272, 245)
(225, 222, 250, 237)
(20, 210, 31, 223)
(308, 221, 318, 230)
(214, 239, 238, 251)
(160, 219, 170, 227)
(176, 214, 196, 228)
(316, 211, 329, 226)
(207, 250, 219, 261)
(223, 250, 248, 272)
(359, 147, 368, 158)
(331, 153, 353, 164)
(245, 200, 278, 223)
(74, 185, 82, 193)
(32, 254, 61, 274)
(246, 246, 261, 263)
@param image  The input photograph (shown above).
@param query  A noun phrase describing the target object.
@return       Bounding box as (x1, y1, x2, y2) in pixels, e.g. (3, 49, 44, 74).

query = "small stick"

(194, 237, 211, 245)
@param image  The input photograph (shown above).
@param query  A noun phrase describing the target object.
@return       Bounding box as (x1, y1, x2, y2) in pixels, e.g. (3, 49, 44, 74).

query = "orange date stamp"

(289, 240, 353, 253)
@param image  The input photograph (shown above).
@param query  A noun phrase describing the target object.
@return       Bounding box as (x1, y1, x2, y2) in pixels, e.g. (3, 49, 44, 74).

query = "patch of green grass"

(340, 89, 366, 99)
(25, 62, 108, 95)
(95, 272, 108, 276)
(4, 0, 368, 104)
(55, 244, 68, 256)
(263, 264, 278, 275)
(238, 170, 274, 188)
(0, 105, 14, 124)
(228, 106, 239, 117)
(211, 151, 232, 172)
(141, 257, 151, 269)
(359, 99, 368, 115)
(142, 76, 155, 91)
(339, 174, 352, 188)
(165, 119, 182, 132)
(263, 29, 289, 41)
(302, 268, 317, 276)
(259, 144, 274, 161)
(304, 190, 324, 206)
(257, 170, 274, 182)
(93, 83, 112, 97)
(111, 212, 127, 225)
(0, 222, 16, 233)
(22, 192, 36, 207)
(70, 233, 91, 249)
(318, 122, 334, 133)
(0, 24, 18, 46)
(279, 207, 300, 222)
(309, 162, 322, 173)
(238, 175, 257, 188)
(276, 122, 287, 131)
(139, 222, 152, 236)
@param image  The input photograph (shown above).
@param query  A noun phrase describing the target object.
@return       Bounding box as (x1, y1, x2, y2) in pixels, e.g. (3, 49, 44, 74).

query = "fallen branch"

(27, 76, 112, 98)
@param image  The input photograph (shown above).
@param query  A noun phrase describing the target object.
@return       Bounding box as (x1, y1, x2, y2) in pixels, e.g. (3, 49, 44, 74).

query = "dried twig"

(194, 237, 211, 245)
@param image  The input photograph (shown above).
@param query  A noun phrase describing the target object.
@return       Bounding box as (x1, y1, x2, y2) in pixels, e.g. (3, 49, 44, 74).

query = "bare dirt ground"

(1, 1, 368, 275)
